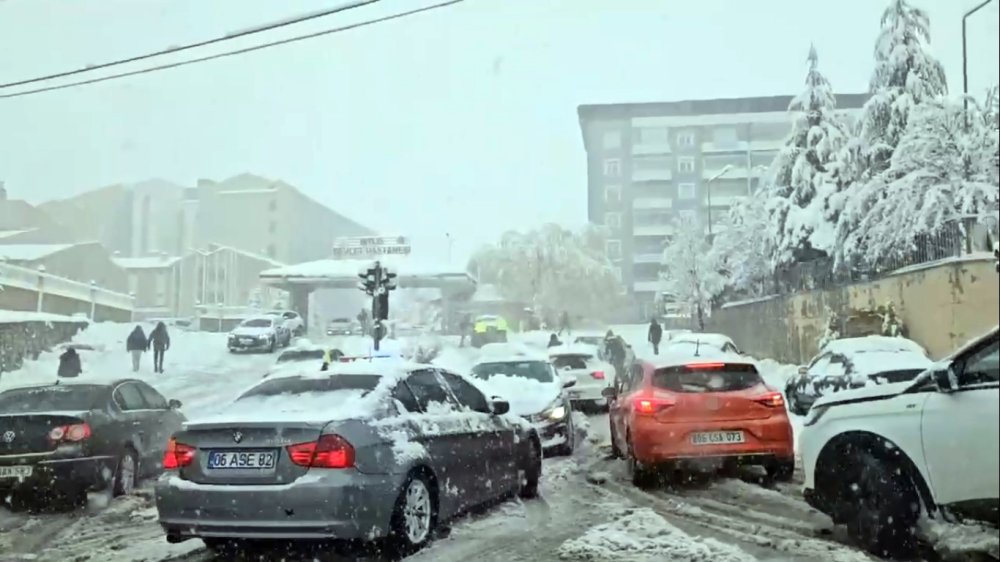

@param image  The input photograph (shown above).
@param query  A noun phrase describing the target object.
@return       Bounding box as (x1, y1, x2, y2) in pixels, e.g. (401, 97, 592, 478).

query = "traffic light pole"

(357, 259, 397, 352)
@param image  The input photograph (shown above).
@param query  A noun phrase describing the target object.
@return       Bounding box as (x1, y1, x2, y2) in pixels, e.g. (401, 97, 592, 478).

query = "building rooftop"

(112, 255, 184, 269)
(577, 93, 870, 120)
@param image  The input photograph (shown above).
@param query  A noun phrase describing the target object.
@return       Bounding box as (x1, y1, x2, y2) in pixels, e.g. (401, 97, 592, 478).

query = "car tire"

(844, 451, 920, 558)
(765, 458, 796, 483)
(386, 471, 437, 556)
(519, 438, 542, 499)
(626, 435, 657, 489)
(112, 448, 139, 497)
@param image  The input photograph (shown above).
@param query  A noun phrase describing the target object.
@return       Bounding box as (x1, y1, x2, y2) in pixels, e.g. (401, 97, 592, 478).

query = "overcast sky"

(0, 0, 997, 264)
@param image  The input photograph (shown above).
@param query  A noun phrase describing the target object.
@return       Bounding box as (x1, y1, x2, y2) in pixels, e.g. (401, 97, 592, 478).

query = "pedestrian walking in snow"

(648, 318, 663, 355)
(57, 347, 82, 378)
(149, 321, 170, 373)
(547, 333, 563, 348)
(126, 325, 147, 372)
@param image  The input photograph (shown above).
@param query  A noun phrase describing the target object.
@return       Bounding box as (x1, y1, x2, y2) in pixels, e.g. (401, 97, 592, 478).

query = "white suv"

(800, 327, 999, 558)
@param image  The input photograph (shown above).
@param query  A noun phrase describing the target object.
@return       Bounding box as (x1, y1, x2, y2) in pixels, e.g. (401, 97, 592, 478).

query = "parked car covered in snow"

(469, 355, 577, 456)
(784, 336, 932, 415)
(547, 344, 614, 411)
(262, 343, 344, 378)
(800, 327, 999, 558)
(227, 316, 290, 353)
(155, 363, 541, 555)
(0, 379, 185, 509)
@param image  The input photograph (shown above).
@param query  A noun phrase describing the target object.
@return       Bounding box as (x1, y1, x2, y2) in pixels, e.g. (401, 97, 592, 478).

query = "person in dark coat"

(458, 314, 472, 347)
(547, 333, 563, 348)
(604, 332, 627, 381)
(149, 322, 170, 373)
(126, 325, 147, 372)
(57, 347, 82, 378)
(648, 318, 663, 355)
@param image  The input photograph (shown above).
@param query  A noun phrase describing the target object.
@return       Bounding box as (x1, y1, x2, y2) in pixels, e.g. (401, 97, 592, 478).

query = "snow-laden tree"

(858, 0, 947, 175)
(841, 94, 999, 263)
(468, 223, 627, 320)
(660, 217, 725, 330)
(712, 193, 775, 296)
(767, 45, 850, 267)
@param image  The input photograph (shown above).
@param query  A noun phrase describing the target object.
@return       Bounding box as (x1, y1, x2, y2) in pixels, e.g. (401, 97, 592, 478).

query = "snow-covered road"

(1, 324, 996, 562)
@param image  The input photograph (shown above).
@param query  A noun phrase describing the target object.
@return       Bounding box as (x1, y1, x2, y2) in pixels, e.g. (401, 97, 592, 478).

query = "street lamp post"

(705, 165, 734, 239)
(963, 0, 995, 117)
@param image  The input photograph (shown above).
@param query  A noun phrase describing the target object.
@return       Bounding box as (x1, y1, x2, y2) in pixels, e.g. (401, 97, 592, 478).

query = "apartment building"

(577, 94, 868, 318)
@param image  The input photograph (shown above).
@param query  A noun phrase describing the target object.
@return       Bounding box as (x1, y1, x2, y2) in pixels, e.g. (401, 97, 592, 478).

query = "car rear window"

(242, 318, 272, 328)
(652, 363, 761, 393)
(551, 355, 590, 370)
(470, 361, 554, 383)
(0, 385, 106, 413)
(276, 349, 326, 363)
(238, 374, 380, 399)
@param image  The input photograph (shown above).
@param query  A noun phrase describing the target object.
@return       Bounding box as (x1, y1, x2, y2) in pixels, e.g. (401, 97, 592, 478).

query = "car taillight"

(286, 434, 355, 469)
(591, 370, 605, 380)
(685, 362, 726, 370)
(634, 397, 673, 415)
(48, 423, 91, 443)
(755, 392, 785, 408)
(163, 438, 196, 469)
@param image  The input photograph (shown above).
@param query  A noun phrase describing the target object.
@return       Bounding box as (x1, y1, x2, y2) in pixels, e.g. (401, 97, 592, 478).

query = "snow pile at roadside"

(558, 507, 756, 561)
(919, 517, 1000, 560)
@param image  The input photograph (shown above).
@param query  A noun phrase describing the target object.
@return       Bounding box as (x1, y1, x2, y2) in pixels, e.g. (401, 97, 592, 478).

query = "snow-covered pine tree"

(842, 94, 999, 263)
(766, 45, 849, 268)
(712, 191, 775, 296)
(858, 0, 947, 175)
(659, 216, 725, 331)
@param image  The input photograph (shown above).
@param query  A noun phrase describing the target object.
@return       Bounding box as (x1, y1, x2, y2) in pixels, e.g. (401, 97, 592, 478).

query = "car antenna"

(694, 339, 701, 357)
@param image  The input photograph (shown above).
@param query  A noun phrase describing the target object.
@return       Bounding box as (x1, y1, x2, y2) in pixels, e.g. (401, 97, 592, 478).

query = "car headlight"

(803, 405, 829, 427)
(542, 400, 567, 421)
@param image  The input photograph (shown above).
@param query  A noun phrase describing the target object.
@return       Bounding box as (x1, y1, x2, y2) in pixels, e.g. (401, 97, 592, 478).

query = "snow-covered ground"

(1, 322, 995, 561)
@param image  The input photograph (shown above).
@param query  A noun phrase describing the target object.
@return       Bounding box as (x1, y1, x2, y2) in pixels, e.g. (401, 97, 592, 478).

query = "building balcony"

(633, 252, 663, 264)
(633, 142, 673, 156)
(749, 139, 785, 151)
(632, 196, 673, 210)
(633, 223, 675, 237)
(701, 140, 749, 153)
(632, 169, 673, 182)
(633, 280, 662, 293)
(704, 166, 751, 180)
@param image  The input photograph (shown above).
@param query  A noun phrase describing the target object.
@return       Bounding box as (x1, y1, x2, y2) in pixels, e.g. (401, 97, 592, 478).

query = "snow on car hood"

(475, 374, 561, 416)
(812, 378, 919, 408)
(230, 326, 274, 337)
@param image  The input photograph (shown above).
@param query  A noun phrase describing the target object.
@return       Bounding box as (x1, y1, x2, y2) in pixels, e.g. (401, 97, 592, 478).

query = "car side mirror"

(601, 387, 616, 399)
(932, 364, 957, 393)
(798, 366, 809, 375)
(490, 398, 510, 415)
(168, 399, 182, 409)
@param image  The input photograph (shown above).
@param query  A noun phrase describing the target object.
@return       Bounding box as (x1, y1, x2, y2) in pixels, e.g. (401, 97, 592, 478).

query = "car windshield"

(238, 374, 381, 400)
(551, 354, 591, 370)
(241, 318, 272, 328)
(470, 361, 554, 383)
(653, 363, 761, 393)
(0, 385, 105, 413)
(275, 349, 326, 363)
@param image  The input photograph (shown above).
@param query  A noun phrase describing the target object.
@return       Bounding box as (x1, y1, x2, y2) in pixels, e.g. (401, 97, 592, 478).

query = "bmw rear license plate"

(207, 450, 277, 470)
(690, 431, 745, 445)
(0, 465, 33, 479)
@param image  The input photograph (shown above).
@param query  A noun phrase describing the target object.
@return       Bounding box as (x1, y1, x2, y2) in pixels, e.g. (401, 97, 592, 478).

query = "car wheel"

(519, 438, 542, 499)
(844, 451, 920, 558)
(113, 448, 139, 497)
(387, 471, 437, 555)
(626, 435, 657, 489)
(765, 458, 796, 483)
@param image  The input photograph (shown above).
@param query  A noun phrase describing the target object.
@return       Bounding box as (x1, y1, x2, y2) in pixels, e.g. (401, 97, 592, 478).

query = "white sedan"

(548, 344, 614, 411)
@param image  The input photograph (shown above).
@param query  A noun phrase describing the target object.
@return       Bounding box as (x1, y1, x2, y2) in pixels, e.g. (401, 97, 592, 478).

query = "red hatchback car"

(606, 357, 795, 487)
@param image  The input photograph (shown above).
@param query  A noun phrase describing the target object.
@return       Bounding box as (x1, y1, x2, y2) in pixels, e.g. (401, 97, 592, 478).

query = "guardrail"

(0, 261, 135, 312)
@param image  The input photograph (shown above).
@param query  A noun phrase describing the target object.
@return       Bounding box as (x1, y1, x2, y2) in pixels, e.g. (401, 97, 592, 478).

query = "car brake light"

(286, 434, 355, 469)
(163, 438, 196, 469)
(634, 397, 673, 415)
(755, 392, 785, 408)
(685, 362, 726, 370)
(591, 370, 605, 380)
(48, 423, 92, 443)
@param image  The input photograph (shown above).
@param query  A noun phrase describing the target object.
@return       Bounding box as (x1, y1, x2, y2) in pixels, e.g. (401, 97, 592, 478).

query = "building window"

(268, 220, 277, 234)
(602, 130, 622, 149)
(677, 132, 696, 147)
(606, 239, 622, 260)
(677, 183, 697, 199)
(678, 157, 696, 173)
(268, 199, 277, 212)
(603, 158, 621, 177)
(636, 126, 670, 144)
(605, 212, 621, 229)
(712, 127, 738, 144)
(678, 209, 697, 223)
(604, 185, 621, 203)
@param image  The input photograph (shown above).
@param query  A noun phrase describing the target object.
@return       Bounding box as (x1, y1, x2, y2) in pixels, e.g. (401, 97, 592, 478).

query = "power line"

(1, 0, 464, 100)
(0, 0, 380, 90)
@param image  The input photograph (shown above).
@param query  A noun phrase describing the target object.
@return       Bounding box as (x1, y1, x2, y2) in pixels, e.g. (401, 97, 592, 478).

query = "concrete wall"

(0, 286, 131, 323)
(707, 256, 1000, 364)
(0, 317, 89, 377)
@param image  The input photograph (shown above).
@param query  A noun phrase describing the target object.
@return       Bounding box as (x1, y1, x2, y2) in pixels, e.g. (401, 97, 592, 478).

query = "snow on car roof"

(548, 343, 597, 357)
(669, 333, 735, 347)
(821, 335, 927, 356)
(473, 354, 549, 366)
(648, 348, 752, 370)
